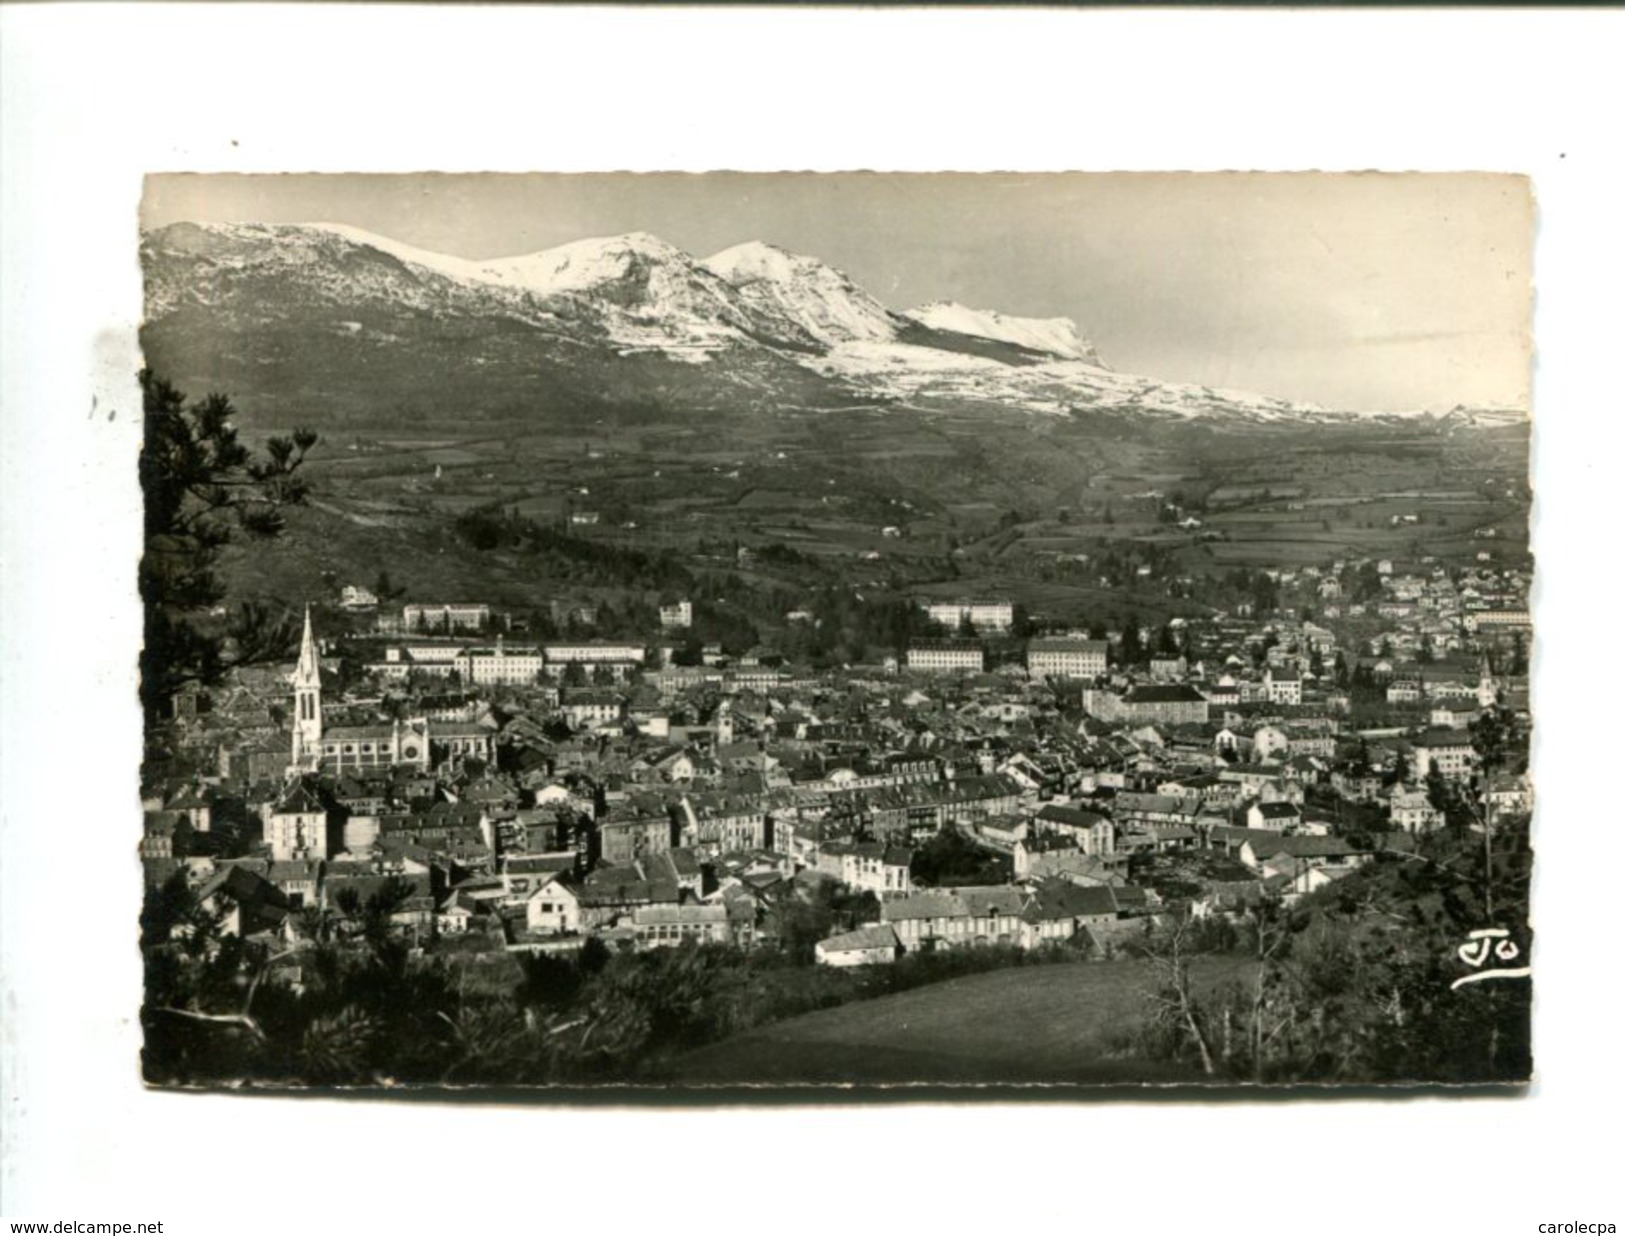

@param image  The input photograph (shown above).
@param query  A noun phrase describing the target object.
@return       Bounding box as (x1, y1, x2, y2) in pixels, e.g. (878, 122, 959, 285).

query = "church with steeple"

(286, 608, 491, 776)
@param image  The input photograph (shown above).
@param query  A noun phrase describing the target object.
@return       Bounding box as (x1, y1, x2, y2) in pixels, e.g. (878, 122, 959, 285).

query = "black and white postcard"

(134, 171, 1533, 1090)
(11, 5, 1625, 1232)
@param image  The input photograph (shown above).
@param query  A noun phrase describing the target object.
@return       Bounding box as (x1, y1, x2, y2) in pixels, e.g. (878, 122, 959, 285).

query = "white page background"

(2, 7, 1620, 1231)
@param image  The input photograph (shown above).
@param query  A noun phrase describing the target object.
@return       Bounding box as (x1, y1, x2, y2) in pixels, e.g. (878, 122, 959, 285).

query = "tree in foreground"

(139, 371, 317, 722)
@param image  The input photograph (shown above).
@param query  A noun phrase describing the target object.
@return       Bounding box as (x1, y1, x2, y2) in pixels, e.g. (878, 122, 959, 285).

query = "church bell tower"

(291, 605, 323, 770)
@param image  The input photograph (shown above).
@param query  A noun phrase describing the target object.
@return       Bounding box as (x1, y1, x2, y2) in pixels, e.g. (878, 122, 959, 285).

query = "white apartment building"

(923, 600, 1014, 633)
(1264, 668, 1303, 706)
(1412, 730, 1477, 782)
(1463, 609, 1532, 634)
(542, 642, 647, 674)
(459, 641, 545, 686)
(403, 603, 490, 633)
(1027, 637, 1108, 680)
(906, 640, 986, 674)
(372, 643, 464, 679)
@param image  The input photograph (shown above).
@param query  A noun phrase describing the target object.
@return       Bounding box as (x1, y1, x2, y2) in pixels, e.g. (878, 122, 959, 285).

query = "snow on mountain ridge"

(498, 231, 695, 295)
(310, 223, 703, 298)
(146, 220, 1372, 422)
(151, 221, 804, 358)
(704, 240, 814, 284)
(703, 240, 899, 347)
(307, 222, 501, 284)
(812, 341, 1332, 422)
(906, 300, 1105, 365)
(311, 223, 760, 358)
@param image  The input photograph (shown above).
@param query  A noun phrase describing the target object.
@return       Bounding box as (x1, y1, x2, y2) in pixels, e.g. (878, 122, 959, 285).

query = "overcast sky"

(142, 172, 1531, 413)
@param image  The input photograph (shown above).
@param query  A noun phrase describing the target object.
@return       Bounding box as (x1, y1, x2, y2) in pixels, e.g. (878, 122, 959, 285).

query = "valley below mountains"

(140, 221, 1530, 631)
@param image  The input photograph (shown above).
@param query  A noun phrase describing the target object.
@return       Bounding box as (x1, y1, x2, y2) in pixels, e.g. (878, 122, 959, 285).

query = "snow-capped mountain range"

(141, 221, 1467, 427)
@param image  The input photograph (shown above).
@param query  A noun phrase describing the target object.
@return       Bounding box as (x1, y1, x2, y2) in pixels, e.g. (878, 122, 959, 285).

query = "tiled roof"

(505, 854, 575, 875)
(325, 723, 397, 741)
(1260, 835, 1359, 859)
(632, 904, 727, 926)
(1036, 804, 1109, 828)
(1023, 881, 1117, 921)
(883, 886, 1026, 921)
(818, 926, 901, 953)
(1255, 801, 1301, 818)
(1123, 685, 1207, 704)
(273, 780, 324, 814)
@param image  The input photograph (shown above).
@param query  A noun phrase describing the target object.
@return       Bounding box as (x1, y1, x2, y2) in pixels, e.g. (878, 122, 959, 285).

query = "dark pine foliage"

(138, 371, 317, 721)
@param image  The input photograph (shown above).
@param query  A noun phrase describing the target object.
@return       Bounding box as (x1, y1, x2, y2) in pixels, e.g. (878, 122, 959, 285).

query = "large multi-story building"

(1149, 654, 1188, 683)
(631, 904, 729, 948)
(1390, 789, 1443, 833)
(1027, 637, 1108, 680)
(599, 812, 677, 864)
(558, 689, 626, 729)
(370, 643, 463, 679)
(403, 603, 491, 633)
(906, 640, 986, 675)
(459, 641, 545, 686)
(828, 774, 1024, 841)
(678, 791, 779, 853)
(659, 600, 693, 630)
(267, 778, 328, 862)
(1411, 729, 1477, 781)
(1031, 803, 1115, 856)
(882, 886, 1028, 952)
(812, 841, 914, 897)
(543, 641, 646, 676)
(923, 600, 1014, 633)
(1264, 667, 1303, 706)
(1462, 609, 1531, 634)
(432, 723, 496, 765)
(1080, 683, 1211, 726)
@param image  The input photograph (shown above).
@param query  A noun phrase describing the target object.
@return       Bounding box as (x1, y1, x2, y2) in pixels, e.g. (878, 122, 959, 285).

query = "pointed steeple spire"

(295, 604, 320, 684)
(291, 604, 324, 771)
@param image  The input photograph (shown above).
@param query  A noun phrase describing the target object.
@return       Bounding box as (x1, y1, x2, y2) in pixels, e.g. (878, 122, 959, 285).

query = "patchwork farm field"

(222, 402, 1528, 639)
